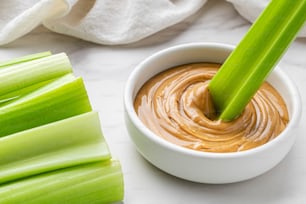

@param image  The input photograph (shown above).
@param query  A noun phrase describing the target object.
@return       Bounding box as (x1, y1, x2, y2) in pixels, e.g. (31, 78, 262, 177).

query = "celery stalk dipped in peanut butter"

(209, 0, 306, 121)
(134, 63, 288, 153)
(134, 0, 305, 153)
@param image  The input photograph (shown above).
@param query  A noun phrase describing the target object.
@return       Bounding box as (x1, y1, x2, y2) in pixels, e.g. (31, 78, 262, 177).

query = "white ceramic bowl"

(124, 43, 302, 184)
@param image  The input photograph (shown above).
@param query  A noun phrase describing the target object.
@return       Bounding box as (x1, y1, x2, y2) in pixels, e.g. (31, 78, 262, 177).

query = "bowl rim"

(124, 42, 302, 159)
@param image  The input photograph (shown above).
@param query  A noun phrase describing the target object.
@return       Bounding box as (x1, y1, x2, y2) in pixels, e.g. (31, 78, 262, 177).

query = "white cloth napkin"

(0, 0, 305, 46)
(0, 0, 207, 45)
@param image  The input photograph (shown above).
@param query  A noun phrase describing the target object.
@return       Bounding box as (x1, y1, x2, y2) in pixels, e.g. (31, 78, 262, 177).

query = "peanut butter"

(134, 63, 289, 153)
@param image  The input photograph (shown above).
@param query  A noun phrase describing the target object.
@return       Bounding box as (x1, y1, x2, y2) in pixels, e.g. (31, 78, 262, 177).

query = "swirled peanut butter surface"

(134, 63, 289, 153)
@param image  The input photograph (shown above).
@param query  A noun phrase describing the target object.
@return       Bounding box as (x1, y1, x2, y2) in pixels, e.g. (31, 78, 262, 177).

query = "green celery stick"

(208, 0, 306, 121)
(0, 51, 52, 68)
(0, 52, 124, 202)
(0, 80, 52, 105)
(6, 74, 76, 104)
(0, 112, 110, 184)
(0, 160, 124, 204)
(0, 53, 72, 96)
(0, 74, 75, 106)
(0, 76, 92, 137)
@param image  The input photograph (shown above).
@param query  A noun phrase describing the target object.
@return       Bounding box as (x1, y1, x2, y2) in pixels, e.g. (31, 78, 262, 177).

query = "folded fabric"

(0, 0, 305, 46)
(0, 0, 207, 45)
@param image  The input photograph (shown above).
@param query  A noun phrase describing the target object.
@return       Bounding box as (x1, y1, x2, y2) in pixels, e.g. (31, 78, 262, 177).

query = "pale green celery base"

(0, 51, 52, 68)
(0, 160, 124, 204)
(0, 77, 92, 137)
(0, 53, 72, 96)
(0, 112, 110, 184)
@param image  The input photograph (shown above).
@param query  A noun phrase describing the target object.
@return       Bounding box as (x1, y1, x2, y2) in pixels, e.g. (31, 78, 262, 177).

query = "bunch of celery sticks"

(0, 52, 123, 203)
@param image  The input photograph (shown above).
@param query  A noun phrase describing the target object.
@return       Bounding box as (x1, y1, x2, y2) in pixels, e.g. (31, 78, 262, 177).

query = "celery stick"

(0, 53, 72, 96)
(208, 0, 306, 121)
(0, 51, 52, 68)
(8, 74, 77, 104)
(0, 112, 110, 184)
(0, 74, 70, 106)
(0, 77, 92, 137)
(0, 160, 124, 204)
(0, 80, 53, 106)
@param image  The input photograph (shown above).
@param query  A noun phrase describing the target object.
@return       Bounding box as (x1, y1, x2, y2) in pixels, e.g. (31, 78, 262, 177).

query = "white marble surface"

(1, 0, 306, 203)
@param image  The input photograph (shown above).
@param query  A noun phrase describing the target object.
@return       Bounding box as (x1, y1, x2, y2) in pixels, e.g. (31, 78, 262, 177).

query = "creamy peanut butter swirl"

(134, 63, 289, 153)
